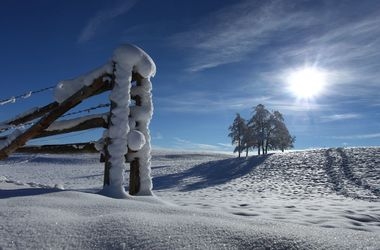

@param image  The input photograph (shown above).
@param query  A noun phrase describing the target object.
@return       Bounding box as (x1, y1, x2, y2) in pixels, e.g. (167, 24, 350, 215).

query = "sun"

(286, 67, 328, 99)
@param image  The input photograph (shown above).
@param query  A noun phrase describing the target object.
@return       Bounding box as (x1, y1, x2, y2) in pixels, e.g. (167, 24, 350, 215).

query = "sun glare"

(286, 67, 328, 99)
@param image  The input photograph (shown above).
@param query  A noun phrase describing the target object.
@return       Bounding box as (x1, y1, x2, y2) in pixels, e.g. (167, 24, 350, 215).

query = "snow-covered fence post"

(101, 44, 155, 198)
(127, 72, 153, 195)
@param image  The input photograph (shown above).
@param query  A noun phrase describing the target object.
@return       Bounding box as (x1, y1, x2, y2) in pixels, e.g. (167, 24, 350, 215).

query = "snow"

(0, 129, 22, 150)
(104, 44, 155, 196)
(21, 91, 32, 99)
(127, 129, 146, 151)
(0, 147, 379, 249)
(53, 44, 156, 197)
(46, 113, 108, 131)
(54, 64, 113, 103)
(0, 96, 15, 105)
(112, 44, 156, 78)
(127, 78, 154, 195)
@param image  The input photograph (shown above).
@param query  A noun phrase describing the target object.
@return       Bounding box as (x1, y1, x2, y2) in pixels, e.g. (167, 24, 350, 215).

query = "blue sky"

(0, 0, 379, 152)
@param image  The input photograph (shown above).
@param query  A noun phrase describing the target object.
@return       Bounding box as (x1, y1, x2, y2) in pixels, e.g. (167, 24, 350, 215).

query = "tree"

(228, 105, 295, 156)
(248, 104, 271, 155)
(270, 122, 296, 152)
(228, 113, 247, 158)
(265, 110, 284, 154)
(241, 126, 257, 157)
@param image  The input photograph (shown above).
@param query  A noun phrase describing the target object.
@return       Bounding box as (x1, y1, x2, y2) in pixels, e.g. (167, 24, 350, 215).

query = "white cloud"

(78, 0, 138, 43)
(332, 133, 380, 140)
(320, 113, 361, 122)
(173, 137, 231, 152)
(155, 92, 271, 113)
(152, 132, 163, 140)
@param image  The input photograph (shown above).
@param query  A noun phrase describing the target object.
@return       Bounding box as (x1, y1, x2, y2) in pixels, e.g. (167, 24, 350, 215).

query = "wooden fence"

(0, 44, 155, 197)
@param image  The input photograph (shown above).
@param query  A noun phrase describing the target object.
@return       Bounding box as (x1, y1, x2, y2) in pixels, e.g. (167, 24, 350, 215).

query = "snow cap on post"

(112, 44, 156, 78)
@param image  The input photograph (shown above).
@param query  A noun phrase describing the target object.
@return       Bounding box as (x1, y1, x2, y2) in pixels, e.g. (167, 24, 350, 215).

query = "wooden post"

(128, 72, 143, 195)
(103, 101, 116, 186)
(129, 158, 140, 194)
(103, 62, 116, 187)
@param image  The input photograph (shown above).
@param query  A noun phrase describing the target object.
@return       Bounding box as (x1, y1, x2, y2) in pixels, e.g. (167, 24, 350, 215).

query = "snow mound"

(1, 185, 379, 249)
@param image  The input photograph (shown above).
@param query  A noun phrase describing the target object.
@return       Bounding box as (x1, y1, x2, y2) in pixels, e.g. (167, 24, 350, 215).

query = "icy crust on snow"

(46, 113, 108, 131)
(54, 64, 113, 103)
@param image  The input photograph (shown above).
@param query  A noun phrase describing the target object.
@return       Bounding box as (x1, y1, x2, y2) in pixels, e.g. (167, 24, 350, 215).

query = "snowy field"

(0, 147, 379, 249)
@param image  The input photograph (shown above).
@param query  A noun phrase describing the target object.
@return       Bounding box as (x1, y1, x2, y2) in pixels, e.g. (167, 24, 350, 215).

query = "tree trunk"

(238, 138, 241, 158)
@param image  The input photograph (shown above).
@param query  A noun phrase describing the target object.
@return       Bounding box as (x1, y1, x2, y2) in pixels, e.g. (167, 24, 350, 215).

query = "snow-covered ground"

(0, 147, 379, 249)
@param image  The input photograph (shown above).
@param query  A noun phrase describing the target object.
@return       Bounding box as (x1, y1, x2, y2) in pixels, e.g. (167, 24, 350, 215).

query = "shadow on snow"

(153, 155, 270, 191)
(0, 188, 62, 199)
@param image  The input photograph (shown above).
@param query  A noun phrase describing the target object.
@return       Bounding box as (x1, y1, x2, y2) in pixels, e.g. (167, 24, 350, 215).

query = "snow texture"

(54, 64, 113, 103)
(46, 113, 108, 131)
(127, 78, 154, 195)
(0, 148, 379, 249)
(127, 130, 146, 151)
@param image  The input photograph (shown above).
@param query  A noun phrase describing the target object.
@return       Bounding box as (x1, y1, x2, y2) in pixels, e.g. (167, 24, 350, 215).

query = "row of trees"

(228, 104, 295, 157)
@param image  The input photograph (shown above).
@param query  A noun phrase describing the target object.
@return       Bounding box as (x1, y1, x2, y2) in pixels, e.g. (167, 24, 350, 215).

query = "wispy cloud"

(156, 91, 328, 114)
(171, 0, 380, 103)
(156, 92, 272, 113)
(173, 137, 232, 152)
(78, 0, 138, 43)
(270, 8, 380, 98)
(332, 133, 380, 140)
(320, 113, 361, 123)
(171, 0, 316, 72)
(152, 132, 163, 140)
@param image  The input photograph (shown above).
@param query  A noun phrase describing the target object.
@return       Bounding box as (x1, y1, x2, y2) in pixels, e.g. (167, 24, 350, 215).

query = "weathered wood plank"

(34, 116, 107, 139)
(0, 76, 113, 133)
(0, 74, 111, 160)
(128, 72, 143, 195)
